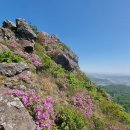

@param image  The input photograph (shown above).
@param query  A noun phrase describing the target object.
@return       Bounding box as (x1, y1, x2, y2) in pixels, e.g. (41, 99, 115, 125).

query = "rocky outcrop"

(0, 93, 36, 130)
(56, 53, 78, 71)
(16, 18, 37, 40)
(0, 18, 37, 41)
(0, 62, 29, 77)
(18, 39, 34, 53)
(0, 27, 15, 40)
(3, 20, 16, 30)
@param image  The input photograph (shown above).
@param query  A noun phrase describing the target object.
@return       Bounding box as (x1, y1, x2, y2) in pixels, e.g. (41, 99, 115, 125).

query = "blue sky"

(0, 0, 130, 75)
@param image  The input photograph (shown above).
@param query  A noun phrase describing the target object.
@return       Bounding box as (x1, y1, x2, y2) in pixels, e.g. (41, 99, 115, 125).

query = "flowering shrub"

(37, 32, 59, 44)
(44, 35, 58, 44)
(6, 89, 54, 130)
(28, 54, 42, 68)
(18, 73, 31, 83)
(8, 42, 17, 49)
(73, 93, 95, 117)
(7, 40, 20, 50)
(14, 49, 28, 59)
(108, 125, 121, 130)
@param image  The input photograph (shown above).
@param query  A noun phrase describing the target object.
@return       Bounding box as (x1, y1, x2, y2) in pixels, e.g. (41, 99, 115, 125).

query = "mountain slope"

(100, 84, 130, 113)
(0, 19, 130, 130)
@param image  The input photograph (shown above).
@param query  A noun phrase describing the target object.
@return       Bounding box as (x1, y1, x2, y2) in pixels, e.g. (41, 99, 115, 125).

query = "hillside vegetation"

(0, 19, 130, 130)
(100, 84, 130, 113)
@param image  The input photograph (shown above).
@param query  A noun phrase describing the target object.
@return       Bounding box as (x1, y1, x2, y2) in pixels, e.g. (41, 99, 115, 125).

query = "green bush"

(67, 72, 93, 90)
(56, 107, 86, 130)
(0, 51, 23, 63)
(102, 101, 130, 124)
(91, 116, 106, 130)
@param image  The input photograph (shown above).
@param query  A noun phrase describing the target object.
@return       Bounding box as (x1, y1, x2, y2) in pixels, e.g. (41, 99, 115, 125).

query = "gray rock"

(16, 18, 37, 40)
(3, 20, 16, 30)
(0, 27, 15, 40)
(18, 39, 35, 53)
(0, 62, 29, 77)
(56, 53, 78, 71)
(0, 93, 36, 130)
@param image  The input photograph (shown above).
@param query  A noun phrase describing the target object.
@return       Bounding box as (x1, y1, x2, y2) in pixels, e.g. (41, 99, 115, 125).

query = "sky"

(0, 0, 130, 75)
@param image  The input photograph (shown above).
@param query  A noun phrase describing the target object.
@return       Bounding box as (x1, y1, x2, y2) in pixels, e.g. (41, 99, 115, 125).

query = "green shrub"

(67, 72, 94, 90)
(101, 101, 130, 124)
(96, 87, 111, 100)
(91, 116, 106, 130)
(56, 107, 86, 130)
(0, 50, 24, 63)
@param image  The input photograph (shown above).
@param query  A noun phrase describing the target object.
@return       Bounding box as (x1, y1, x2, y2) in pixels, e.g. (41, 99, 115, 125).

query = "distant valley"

(88, 73, 130, 86)
(88, 73, 130, 113)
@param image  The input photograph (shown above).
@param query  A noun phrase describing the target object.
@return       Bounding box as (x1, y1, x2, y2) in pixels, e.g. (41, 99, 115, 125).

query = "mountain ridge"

(0, 18, 130, 130)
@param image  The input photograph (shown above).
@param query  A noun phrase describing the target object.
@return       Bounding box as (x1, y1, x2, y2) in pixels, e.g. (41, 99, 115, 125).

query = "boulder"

(0, 27, 15, 40)
(18, 39, 35, 53)
(55, 44, 79, 71)
(0, 93, 36, 130)
(16, 18, 37, 40)
(3, 20, 16, 30)
(0, 62, 29, 77)
(56, 53, 78, 71)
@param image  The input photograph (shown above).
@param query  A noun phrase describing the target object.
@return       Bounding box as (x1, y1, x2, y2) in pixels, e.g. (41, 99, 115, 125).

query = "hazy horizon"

(86, 71, 130, 76)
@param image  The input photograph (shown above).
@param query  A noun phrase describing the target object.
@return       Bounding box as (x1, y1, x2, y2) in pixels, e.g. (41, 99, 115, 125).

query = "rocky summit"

(0, 18, 130, 130)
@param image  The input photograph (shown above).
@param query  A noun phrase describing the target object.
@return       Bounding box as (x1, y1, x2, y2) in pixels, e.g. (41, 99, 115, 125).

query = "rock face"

(16, 18, 37, 40)
(56, 53, 78, 71)
(0, 93, 36, 130)
(18, 39, 34, 53)
(0, 62, 29, 77)
(3, 20, 16, 30)
(0, 27, 15, 40)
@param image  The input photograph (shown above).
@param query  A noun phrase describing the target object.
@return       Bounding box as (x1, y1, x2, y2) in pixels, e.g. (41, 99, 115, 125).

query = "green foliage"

(101, 101, 130, 124)
(101, 84, 130, 113)
(0, 50, 23, 63)
(56, 107, 86, 130)
(96, 87, 111, 100)
(67, 72, 94, 90)
(74, 71, 90, 82)
(91, 116, 106, 130)
(34, 43, 65, 78)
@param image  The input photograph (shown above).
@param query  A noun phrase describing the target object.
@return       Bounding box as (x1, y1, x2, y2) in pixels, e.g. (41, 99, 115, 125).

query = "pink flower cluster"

(28, 54, 42, 68)
(8, 42, 17, 49)
(6, 89, 54, 130)
(108, 125, 121, 130)
(8, 40, 19, 49)
(19, 73, 31, 83)
(73, 93, 95, 117)
(44, 35, 58, 44)
(14, 50, 28, 58)
(38, 32, 59, 44)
